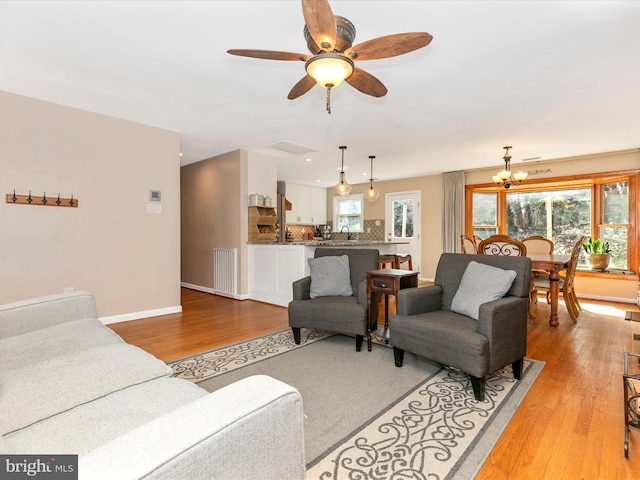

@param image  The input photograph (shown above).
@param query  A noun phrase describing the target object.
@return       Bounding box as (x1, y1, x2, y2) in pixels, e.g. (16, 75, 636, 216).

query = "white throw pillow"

(451, 261, 517, 320)
(308, 255, 353, 299)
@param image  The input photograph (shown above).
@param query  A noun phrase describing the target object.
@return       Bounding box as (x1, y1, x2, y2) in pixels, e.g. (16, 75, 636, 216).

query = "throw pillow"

(308, 255, 353, 299)
(451, 261, 517, 320)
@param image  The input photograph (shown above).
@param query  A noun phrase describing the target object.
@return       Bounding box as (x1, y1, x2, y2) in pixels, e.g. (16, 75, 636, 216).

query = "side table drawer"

(368, 275, 395, 295)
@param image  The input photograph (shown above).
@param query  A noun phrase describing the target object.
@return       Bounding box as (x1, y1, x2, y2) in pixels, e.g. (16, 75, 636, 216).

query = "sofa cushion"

(450, 261, 517, 320)
(0, 318, 123, 371)
(0, 343, 172, 435)
(308, 255, 353, 298)
(2, 377, 207, 455)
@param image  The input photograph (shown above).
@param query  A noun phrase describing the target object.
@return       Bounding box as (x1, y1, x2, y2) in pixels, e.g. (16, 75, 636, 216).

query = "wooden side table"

(366, 268, 419, 351)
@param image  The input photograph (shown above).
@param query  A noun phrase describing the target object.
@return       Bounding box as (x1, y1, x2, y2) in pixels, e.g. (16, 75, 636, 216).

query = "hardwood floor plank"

(109, 288, 640, 479)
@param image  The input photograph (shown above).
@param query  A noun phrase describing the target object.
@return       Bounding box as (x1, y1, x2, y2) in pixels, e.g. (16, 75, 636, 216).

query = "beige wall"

(181, 150, 243, 291)
(327, 175, 443, 280)
(0, 91, 181, 319)
(327, 149, 639, 302)
(180, 149, 277, 297)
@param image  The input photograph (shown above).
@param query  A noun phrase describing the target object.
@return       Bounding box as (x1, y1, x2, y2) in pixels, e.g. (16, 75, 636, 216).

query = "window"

(472, 192, 498, 238)
(465, 171, 638, 273)
(505, 188, 591, 255)
(600, 180, 629, 269)
(391, 198, 415, 238)
(333, 194, 364, 233)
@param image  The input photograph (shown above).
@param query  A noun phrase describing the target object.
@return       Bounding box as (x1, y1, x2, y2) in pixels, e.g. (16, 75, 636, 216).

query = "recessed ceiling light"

(306, 158, 312, 162)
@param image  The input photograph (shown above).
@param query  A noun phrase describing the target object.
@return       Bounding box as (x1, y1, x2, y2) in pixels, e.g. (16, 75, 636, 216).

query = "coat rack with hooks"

(5, 190, 79, 208)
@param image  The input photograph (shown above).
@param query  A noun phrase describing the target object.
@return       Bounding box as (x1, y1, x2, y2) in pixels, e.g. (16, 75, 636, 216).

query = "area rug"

(168, 329, 544, 480)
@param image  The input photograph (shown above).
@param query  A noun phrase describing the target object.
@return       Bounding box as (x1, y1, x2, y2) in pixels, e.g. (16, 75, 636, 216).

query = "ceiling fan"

(227, 0, 433, 113)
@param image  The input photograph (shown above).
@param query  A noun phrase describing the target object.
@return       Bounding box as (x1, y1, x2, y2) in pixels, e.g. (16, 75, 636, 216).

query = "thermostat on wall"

(149, 190, 161, 201)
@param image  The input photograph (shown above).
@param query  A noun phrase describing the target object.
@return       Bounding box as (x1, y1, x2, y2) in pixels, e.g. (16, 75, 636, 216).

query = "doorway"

(385, 191, 421, 273)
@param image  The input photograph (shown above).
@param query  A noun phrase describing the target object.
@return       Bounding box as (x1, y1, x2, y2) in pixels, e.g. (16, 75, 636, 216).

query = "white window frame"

(333, 193, 364, 233)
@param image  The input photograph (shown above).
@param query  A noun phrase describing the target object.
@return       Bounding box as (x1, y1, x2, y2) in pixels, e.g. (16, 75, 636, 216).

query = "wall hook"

(27, 191, 33, 203)
(56, 193, 62, 205)
(41, 192, 48, 205)
(11, 189, 17, 202)
(69, 194, 75, 207)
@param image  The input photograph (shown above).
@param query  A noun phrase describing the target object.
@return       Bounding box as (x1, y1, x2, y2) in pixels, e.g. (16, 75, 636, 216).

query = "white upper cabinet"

(285, 184, 327, 225)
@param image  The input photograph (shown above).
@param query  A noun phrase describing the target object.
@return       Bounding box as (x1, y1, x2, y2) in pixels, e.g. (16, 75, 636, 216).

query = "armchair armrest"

(357, 280, 379, 324)
(395, 285, 443, 316)
(79, 375, 305, 480)
(292, 276, 311, 300)
(477, 296, 528, 370)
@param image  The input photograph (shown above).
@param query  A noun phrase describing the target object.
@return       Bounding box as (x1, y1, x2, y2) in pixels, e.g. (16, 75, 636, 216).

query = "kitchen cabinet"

(248, 245, 310, 306)
(285, 184, 327, 225)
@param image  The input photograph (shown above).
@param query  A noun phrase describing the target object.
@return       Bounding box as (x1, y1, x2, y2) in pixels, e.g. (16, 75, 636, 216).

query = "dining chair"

(473, 235, 484, 252)
(522, 235, 554, 254)
(478, 235, 527, 256)
(522, 236, 555, 307)
(532, 236, 586, 323)
(460, 234, 477, 254)
(478, 235, 536, 317)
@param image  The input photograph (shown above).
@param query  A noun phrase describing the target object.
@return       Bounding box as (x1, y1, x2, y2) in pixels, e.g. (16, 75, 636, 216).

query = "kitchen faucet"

(340, 226, 352, 240)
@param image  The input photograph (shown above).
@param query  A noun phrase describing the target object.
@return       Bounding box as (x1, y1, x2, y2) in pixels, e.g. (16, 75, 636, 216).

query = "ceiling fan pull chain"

(326, 85, 332, 114)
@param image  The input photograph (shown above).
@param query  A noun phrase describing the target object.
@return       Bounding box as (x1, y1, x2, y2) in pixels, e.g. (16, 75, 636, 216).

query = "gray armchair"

(389, 253, 531, 401)
(288, 248, 379, 351)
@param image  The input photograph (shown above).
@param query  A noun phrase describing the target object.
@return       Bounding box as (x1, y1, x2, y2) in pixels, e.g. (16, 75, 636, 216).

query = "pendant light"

(366, 155, 379, 202)
(334, 146, 352, 196)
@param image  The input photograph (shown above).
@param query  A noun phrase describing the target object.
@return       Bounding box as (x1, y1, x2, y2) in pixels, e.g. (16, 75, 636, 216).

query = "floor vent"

(213, 248, 237, 298)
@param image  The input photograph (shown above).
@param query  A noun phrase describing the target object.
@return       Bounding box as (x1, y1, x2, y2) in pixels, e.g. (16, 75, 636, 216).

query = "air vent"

(267, 141, 317, 155)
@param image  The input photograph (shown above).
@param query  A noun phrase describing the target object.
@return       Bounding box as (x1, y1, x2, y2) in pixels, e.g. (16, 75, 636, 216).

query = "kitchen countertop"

(248, 240, 409, 246)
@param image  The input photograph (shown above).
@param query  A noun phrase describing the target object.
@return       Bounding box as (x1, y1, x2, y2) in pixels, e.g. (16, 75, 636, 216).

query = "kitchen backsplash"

(285, 220, 385, 242)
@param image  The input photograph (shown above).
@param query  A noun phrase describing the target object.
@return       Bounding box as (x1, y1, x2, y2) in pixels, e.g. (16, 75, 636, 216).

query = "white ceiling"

(1, 1, 639, 187)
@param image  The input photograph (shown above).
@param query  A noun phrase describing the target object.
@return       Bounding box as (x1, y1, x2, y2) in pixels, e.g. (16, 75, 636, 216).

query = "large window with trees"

(466, 171, 637, 273)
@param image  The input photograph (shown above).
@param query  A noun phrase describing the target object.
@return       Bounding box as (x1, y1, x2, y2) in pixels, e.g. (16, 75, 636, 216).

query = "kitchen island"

(248, 241, 408, 307)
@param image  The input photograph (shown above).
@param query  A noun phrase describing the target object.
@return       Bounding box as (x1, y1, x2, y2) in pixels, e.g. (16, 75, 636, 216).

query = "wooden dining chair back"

(460, 235, 477, 254)
(473, 235, 483, 252)
(532, 236, 586, 322)
(478, 235, 527, 256)
(522, 236, 554, 254)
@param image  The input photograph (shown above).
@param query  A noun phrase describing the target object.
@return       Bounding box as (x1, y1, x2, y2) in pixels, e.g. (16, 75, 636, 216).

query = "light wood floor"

(110, 288, 640, 479)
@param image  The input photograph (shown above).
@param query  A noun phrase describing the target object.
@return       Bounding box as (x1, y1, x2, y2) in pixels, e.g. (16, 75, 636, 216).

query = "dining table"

(528, 253, 571, 327)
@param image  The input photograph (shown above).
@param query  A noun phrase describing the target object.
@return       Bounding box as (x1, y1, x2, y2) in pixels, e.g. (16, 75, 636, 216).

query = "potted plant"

(582, 237, 611, 271)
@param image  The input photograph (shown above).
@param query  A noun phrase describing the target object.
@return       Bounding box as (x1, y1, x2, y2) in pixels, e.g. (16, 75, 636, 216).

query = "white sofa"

(0, 291, 305, 479)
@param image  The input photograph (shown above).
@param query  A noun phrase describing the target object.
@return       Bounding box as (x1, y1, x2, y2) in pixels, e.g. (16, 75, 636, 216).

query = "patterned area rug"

(168, 329, 544, 480)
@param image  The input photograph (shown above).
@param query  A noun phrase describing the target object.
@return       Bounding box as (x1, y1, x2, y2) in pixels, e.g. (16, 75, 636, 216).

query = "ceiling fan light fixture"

(334, 146, 352, 196)
(305, 53, 354, 89)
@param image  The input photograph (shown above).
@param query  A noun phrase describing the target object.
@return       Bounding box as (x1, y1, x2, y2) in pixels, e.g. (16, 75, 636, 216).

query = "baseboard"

(181, 282, 249, 301)
(578, 293, 637, 304)
(99, 305, 182, 325)
(181, 282, 215, 294)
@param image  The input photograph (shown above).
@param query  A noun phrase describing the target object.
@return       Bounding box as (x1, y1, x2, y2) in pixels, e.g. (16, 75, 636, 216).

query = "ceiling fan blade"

(288, 75, 317, 100)
(345, 32, 433, 61)
(227, 49, 310, 62)
(302, 0, 337, 52)
(345, 68, 388, 97)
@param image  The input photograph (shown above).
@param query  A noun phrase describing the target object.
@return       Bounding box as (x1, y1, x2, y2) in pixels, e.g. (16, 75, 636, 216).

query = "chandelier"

(366, 155, 379, 202)
(334, 146, 352, 196)
(492, 146, 527, 189)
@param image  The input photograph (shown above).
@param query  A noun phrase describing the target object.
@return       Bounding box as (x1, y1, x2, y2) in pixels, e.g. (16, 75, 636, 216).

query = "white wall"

(0, 91, 182, 319)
